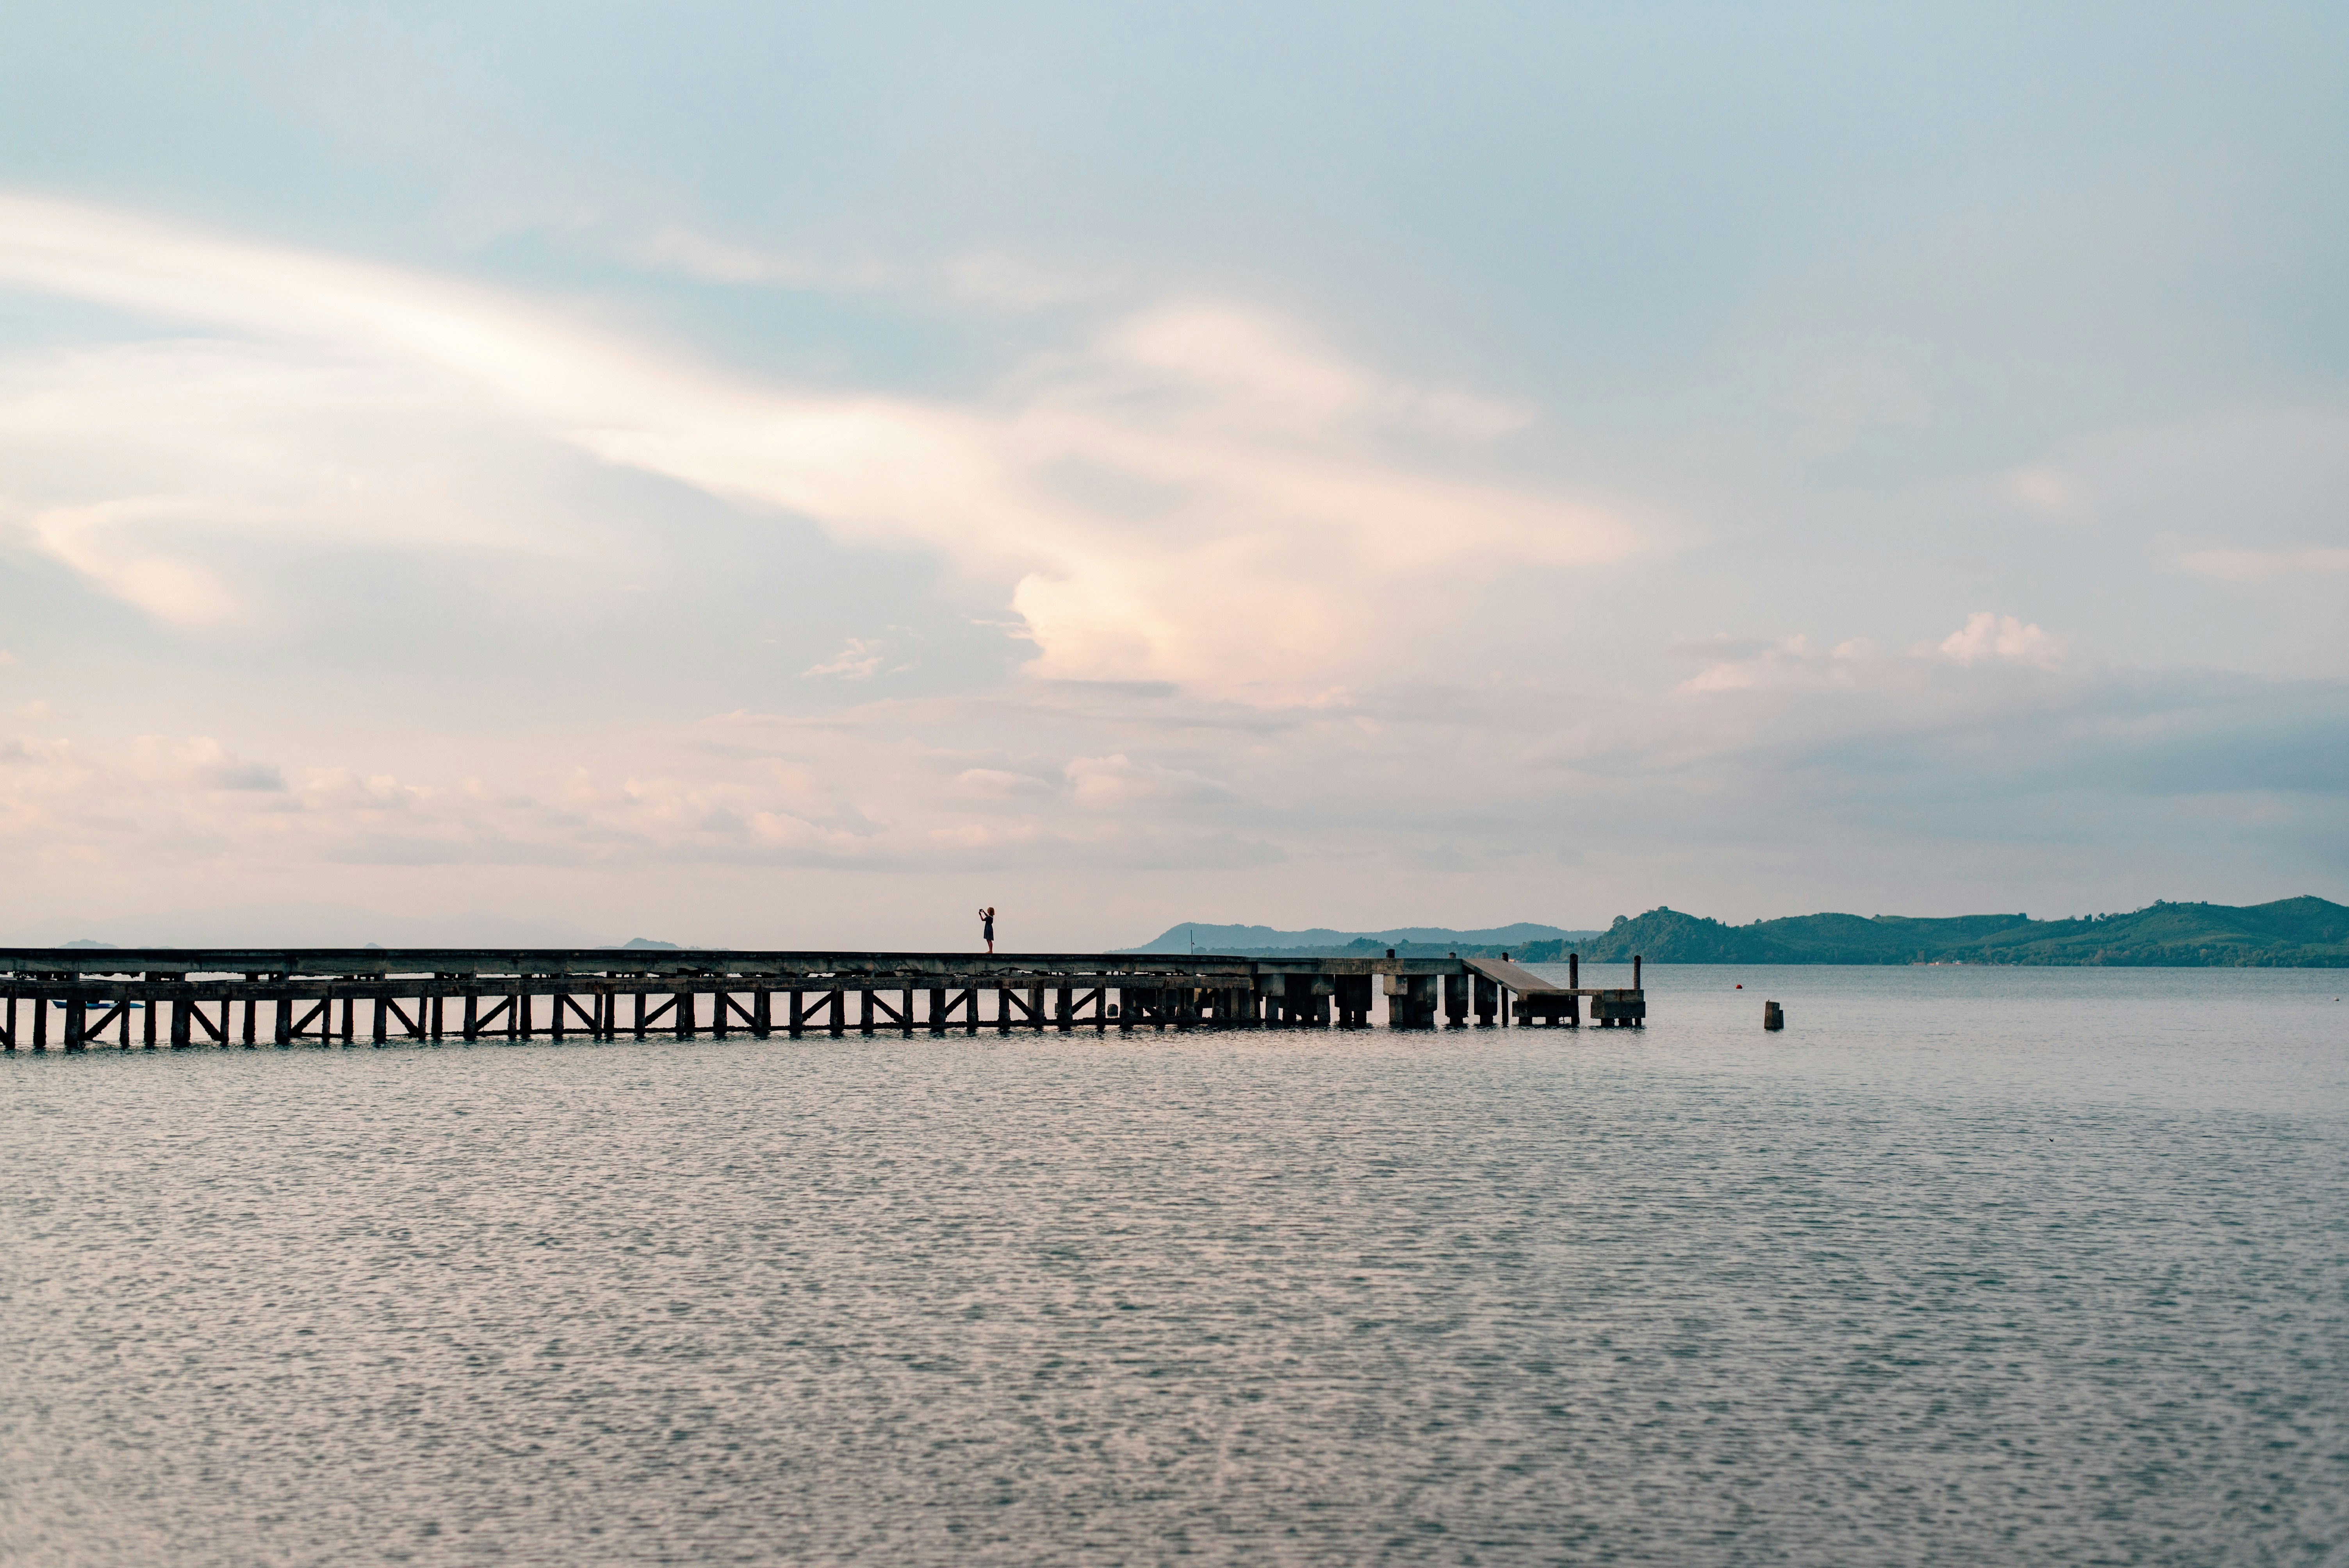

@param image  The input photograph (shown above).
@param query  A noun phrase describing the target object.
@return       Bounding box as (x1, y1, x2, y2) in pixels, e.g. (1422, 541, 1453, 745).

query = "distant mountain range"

(1126, 899, 2349, 966)
(1122, 922, 1599, 959)
(1564, 897, 2349, 967)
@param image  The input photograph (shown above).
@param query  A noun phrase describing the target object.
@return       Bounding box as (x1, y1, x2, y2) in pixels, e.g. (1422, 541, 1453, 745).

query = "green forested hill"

(1558, 896, 2349, 967)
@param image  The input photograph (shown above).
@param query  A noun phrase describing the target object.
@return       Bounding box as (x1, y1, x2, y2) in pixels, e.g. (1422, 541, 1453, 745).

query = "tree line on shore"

(1514, 896, 2349, 967)
(1147, 898, 2349, 967)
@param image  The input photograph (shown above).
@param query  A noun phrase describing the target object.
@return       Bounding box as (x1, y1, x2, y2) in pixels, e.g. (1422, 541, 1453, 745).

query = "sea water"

(3, 964, 2345, 1565)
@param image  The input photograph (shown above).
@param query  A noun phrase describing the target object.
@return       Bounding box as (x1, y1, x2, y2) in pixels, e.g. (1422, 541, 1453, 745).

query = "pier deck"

(0, 948, 1645, 1051)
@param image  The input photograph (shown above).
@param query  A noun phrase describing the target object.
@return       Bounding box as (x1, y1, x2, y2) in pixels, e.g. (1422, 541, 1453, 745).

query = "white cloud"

(617, 227, 906, 291)
(1674, 613, 2073, 699)
(804, 637, 888, 679)
(2178, 545, 2349, 581)
(0, 192, 1644, 697)
(1676, 633, 1881, 694)
(1091, 299, 1535, 440)
(12, 497, 247, 629)
(1926, 612, 2067, 670)
(606, 223, 1109, 308)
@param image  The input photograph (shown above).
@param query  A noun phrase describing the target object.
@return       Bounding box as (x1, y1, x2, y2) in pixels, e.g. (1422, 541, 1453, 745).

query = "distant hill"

(1577, 897, 2349, 967)
(1122, 922, 1599, 958)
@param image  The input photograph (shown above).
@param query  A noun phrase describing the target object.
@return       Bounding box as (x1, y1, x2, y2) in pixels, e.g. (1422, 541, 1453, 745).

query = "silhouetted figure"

(980, 906, 996, 954)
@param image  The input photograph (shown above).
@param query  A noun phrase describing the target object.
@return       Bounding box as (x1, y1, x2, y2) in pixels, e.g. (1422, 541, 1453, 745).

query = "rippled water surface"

(5, 964, 2347, 1566)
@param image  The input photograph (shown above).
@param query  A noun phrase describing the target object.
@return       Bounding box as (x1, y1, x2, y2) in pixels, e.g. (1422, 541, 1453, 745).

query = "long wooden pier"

(0, 948, 1645, 1051)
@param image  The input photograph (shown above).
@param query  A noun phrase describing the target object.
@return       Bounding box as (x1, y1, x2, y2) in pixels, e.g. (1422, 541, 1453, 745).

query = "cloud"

(1675, 633, 1880, 693)
(0, 192, 1644, 697)
(1065, 753, 1233, 808)
(1090, 300, 1535, 440)
(0, 637, 2339, 938)
(147, 738, 286, 792)
(0, 337, 624, 635)
(1668, 628, 2107, 701)
(1925, 612, 2067, 670)
(804, 637, 888, 679)
(11, 497, 247, 629)
(2178, 546, 2349, 582)
(0, 708, 1271, 881)
(954, 767, 1055, 799)
(615, 227, 906, 291)
(607, 224, 1111, 308)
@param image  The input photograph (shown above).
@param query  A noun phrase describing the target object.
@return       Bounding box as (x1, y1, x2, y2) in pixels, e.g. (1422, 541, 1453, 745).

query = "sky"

(0, 0, 2343, 949)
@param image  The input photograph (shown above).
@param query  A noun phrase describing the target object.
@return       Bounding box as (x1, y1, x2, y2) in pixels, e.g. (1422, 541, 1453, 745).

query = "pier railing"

(0, 948, 1645, 1051)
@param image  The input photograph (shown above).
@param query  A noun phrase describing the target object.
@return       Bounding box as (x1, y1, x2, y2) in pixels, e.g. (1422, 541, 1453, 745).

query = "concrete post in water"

(1633, 954, 1642, 992)
(1763, 1000, 1784, 1031)
(1569, 953, 1579, 990)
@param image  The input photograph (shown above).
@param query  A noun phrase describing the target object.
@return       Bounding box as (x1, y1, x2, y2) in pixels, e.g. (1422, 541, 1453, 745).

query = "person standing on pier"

(980, 906, 996, 954)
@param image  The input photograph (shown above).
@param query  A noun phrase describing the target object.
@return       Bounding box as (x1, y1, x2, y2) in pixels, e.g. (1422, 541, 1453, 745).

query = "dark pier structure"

(0, 948, 1645, 1052)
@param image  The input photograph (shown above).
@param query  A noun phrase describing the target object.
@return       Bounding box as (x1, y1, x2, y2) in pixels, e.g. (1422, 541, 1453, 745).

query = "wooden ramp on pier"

(1463, 956, 1562, 994)
(1463, 956, 1647, 1028)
